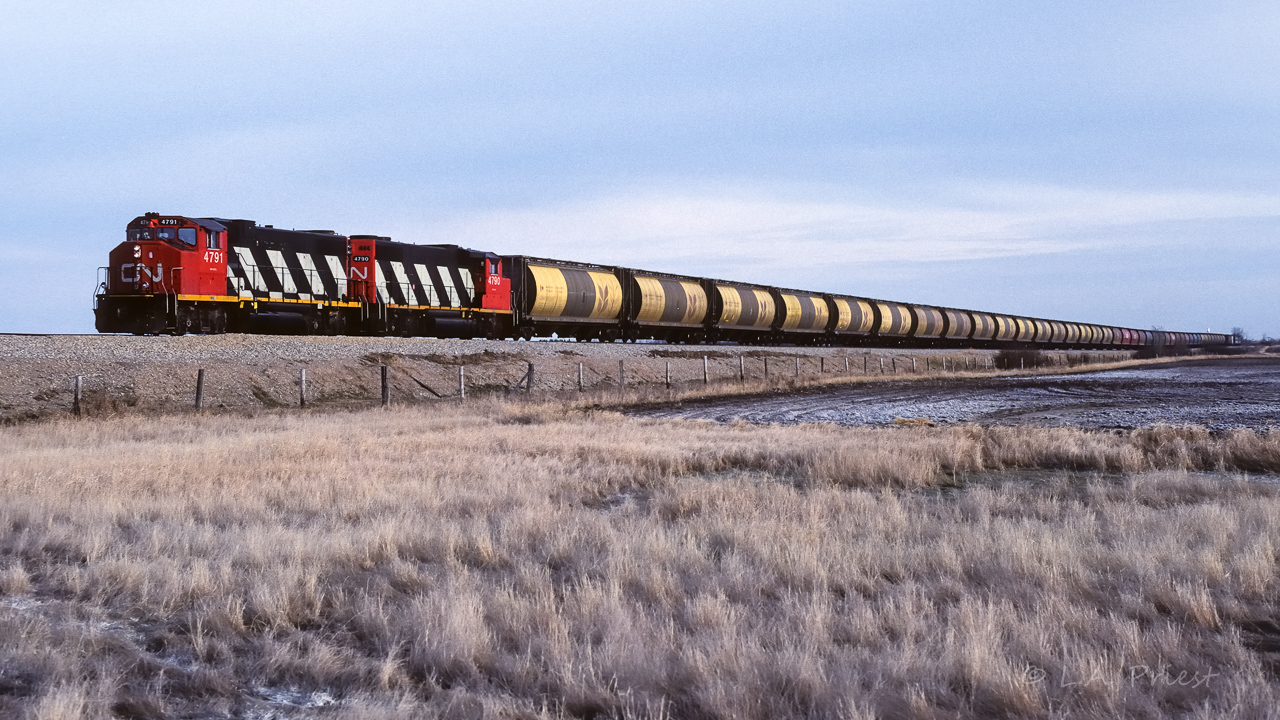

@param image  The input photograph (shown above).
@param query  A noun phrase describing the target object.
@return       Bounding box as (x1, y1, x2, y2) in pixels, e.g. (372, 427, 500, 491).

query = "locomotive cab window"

(178, 227, 197, 246)
(207, 231, 221, 250)
(156, 227, 175, 241)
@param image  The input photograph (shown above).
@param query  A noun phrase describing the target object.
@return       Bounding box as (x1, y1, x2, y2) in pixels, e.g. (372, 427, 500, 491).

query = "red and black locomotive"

(96, 213, 511, 338)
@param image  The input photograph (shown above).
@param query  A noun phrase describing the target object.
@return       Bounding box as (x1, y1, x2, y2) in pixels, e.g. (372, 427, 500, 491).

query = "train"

(93, 212, 1238, 351)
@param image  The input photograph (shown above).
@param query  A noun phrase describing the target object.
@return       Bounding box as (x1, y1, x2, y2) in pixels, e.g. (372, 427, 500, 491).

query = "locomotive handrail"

(228, 260, 467, 307)
(92, 276, 108, 310)
(238, 264, 332, 299)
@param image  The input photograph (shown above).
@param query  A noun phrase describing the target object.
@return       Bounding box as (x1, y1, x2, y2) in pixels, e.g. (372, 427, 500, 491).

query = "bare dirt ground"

(0, 333, 1117, 421)
(636, 358, 1280, 431)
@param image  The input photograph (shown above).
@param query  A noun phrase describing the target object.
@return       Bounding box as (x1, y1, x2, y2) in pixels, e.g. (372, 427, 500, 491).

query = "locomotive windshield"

(146, 226, 198, 246)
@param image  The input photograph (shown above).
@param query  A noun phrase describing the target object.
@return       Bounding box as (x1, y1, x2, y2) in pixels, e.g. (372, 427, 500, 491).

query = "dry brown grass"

(1, 402, 1279, 718)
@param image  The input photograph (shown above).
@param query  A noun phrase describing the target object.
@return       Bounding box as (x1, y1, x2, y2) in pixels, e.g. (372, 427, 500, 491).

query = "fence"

(58, 351, 1140, 416)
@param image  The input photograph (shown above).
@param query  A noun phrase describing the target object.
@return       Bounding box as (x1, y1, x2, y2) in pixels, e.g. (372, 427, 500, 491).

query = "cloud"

(395, 184, 1280, 280)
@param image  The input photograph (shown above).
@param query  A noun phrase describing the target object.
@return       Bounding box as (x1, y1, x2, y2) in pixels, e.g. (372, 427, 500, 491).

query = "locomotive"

(94, 213, 1237, 350)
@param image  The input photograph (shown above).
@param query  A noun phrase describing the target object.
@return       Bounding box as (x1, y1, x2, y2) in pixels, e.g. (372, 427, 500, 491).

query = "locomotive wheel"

(518, 325, 534, 341)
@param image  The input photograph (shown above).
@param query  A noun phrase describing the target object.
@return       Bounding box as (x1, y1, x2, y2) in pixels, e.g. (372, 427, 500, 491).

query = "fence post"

(912, 357, 916, 373)
(665, 361, 671, 389)
(459, 365, 465, 400)
(72, 375, 83, 416)
(820, 357, 825, 373)
(1020, 358, 1024, 370)
(739, 356, 745, 381)
(795, 356, 800, 376)
(879, 357, 884, 373)
(892, 357, 897, 374)
(579, 362, 584, 392)
(845, 357, 850, 373)
(195, 369, 205, 410)
(300, 368, 307, 408)
(764, 357, 769, 378)
(381, 365, 390, 407)
(525, 361, 534, 393)
(864, 355, 868, 373)
(619, 359, 625, 387)
(703, 356, 709, 384)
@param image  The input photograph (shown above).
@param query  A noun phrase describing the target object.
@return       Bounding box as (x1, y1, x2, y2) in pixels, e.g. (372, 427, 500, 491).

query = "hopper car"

(94, 213, 1238, 351)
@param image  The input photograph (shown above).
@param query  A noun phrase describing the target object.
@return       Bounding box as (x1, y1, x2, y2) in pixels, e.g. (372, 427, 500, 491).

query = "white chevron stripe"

(264, 249, 297, 294)
(296, 254, 324, 296)
(324, 256, 348, 298)
(414, 264, 439, 305)
(234, 247, 266, 292)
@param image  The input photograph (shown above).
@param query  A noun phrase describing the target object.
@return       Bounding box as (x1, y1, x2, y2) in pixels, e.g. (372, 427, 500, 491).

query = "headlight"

(132, 244, 142, 258)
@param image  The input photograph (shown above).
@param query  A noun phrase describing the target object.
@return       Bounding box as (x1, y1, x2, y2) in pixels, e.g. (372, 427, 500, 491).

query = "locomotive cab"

(96, 213, 230, 334)
(479, 255, 511, 311)
(109, 214, 228, 296)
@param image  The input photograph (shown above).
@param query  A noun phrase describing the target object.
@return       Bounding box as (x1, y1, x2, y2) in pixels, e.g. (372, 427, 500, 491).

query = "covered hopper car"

(95, 213, 1238, 351)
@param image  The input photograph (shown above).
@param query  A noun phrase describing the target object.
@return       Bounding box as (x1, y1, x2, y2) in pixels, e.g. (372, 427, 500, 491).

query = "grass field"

(2, 401, 1280, 718)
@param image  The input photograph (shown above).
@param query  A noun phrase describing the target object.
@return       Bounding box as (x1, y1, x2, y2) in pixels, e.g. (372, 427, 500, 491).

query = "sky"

(1, 0, 1276, 337)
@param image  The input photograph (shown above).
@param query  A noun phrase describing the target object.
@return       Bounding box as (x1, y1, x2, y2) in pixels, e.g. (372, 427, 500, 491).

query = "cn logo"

(121, 264, 163, 283)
